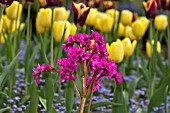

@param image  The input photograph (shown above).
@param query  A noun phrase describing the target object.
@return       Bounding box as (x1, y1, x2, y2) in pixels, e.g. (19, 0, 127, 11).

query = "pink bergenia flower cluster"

(32, 63, 56, 84)
(57, 31, 123, 91)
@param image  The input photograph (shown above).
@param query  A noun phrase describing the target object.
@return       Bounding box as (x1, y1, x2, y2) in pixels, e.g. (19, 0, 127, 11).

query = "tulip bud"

(38, 8, 52, 28)
(0, 0, 13, 7)
(138, 16, 150, 31)
(5, 1, 22, 20)
(85, 8, 98, 26)
(53, 7, 70, 21)
(70, 23, 77, 36)
(105, 9, 119, 23)
(106, 42, 124, 63)
(142, 0, 157, 19)
(0, 33, 6, 43)
(154, 14, 168, 31)
(36, 14, 45, 33)
(146, 40, 161, 58)
(2, 15, 20, 32)
(95, 13, 114, 32)
(161, 0, 170, 10)
(117, 23, 125, 37)
(120, 10, 133, 26)
(124, 26, 137, 40)
(53, 21, 72, 42)
(121, 38, 137, 57)
(39, 0, 47, 7)
(72, 2, 90, 26)
(132, 20, 146, 39)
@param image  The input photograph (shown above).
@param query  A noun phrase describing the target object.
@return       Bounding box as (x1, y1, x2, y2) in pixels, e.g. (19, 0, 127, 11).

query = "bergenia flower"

(72, 2, 90, 26)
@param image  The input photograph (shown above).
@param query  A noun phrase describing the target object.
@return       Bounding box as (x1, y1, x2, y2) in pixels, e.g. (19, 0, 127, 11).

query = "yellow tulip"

(146, 40, 161, 58)
(38, 8, 52, 28)
(36, 14, 45, 33)
(124, 26, 137, 40)
(54, 7, 70, 21)
(121, 38, 137, 57)
(0, 34, 6, 44)
(106, 42, 124, 63)
(0, 18, 3, 32)
(105, 9, 119, 23)
(138, 16, 150, 30)
(5, 1, 22, 20)
(2, 15, 20, 32)
(154, 15, 168, 31)
(95, 13, 114, 32)
(85, 8, 98, 26)
(120, 10, 133, 26)
(117, 23, 125, 37)
(53, 21, 71, 42)
(132, 20, 146, 39)
(70, 23, 77, 36)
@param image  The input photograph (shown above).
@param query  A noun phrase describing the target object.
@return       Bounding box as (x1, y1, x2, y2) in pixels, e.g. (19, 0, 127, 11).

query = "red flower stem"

(72, 80, 81, 99)
(87, 81, 95, 113)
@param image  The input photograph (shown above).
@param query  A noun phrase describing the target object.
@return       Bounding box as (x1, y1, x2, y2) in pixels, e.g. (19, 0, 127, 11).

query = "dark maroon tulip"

(161, 0, 170, 10)
(0, 0, 13, 7)
(142, 0, 157, 19)
(156, 0, 161, 9)
(27, 0, 34, 3)
(94, 0, 102, 8)
(46, 0, 59, 7)
(72, 2, 90, 26)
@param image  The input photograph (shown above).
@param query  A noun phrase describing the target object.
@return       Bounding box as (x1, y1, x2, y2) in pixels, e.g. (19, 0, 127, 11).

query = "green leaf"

(0, 91, 9, 98)
(45, 78, 56, 113)
(0, 107, 10, 113)
(148, 75, 170, 112)
(112, 84, 128, 113)
(0, 52, 20, 91)
(39, 96, 47, 109)
(25, 81, 39, 113)
(65, 81, 74, 113)
(128, 76, 143, 97)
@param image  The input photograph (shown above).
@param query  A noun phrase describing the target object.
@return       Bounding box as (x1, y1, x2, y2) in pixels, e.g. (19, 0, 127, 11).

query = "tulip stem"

(26, 3, 31, 46)
(166, 11, 170, 67)
(50, 8, 54, 66)
(87, 81, 95, 113)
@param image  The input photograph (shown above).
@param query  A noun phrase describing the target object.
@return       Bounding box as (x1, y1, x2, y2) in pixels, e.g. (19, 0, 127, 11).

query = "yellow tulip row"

(106, 38, 137, 63)
(106, 37, 161, 63)
(0, 1, 24, 43)
(35, 7, 77, 42)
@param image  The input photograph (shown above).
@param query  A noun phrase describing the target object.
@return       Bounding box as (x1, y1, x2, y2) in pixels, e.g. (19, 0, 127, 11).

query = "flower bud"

(105, 9, 119, 23)
(95, 13, 113, 32)
(161, 0, 170, 10)
(36, 14, 45, 33)
(53, 21, 73, 42)
(0, 33, 6, 44)
(72, 2, 90, 26)
(154, 14, 168, 31)
(121, 38, 137, 57)
(5, 1, 22, 20)
(142, 0, 157, 19)
(120, 10, 133, 26)
(132, 20, 146, 39)
(117, 23, 125, 37)
(70, 23, 77, 36)
(146, 40, 161, 58)
(85, 8, 98, 26)
(106, 41, 124, 63)
(53, 7, 70, 21)
(124, 26, 137, 40)
(38, 8, 52, 28)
